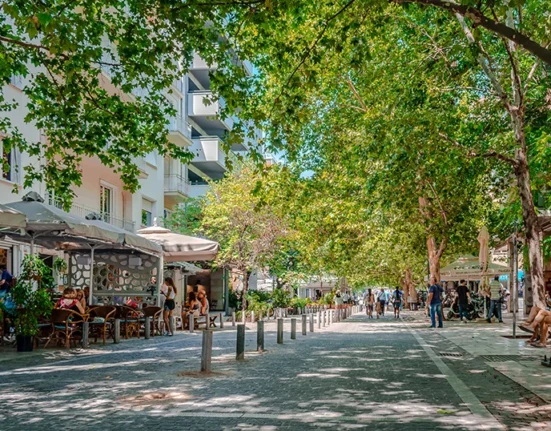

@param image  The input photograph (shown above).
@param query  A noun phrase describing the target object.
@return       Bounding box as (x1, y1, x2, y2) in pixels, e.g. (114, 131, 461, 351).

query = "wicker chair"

(88, 306, 116, 345)
(141, 306, 162, 336)
(115, 306, 142, 339)
(45, 309, 87, 349)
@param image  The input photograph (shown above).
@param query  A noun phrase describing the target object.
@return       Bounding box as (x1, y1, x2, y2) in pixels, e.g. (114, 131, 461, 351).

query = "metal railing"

(164, 174, 190, 196)
(167, 115, 191, 138)
(45, 193, 135, 232)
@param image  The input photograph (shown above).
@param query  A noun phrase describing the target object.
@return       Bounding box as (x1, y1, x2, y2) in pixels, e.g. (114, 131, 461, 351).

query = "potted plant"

(11, 255, 54, 352)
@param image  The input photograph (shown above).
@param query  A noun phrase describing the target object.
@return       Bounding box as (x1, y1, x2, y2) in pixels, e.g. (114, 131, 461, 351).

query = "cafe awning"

(0, 203, 26, 229)
(137, 220, 219, 262)
(440, 254, 510, 282)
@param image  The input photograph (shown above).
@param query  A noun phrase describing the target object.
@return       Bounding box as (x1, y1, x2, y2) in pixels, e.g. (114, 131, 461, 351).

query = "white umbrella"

(137, 219, 219, 262)
(478, 226, 490, 271)
(0, 203, 25, 229)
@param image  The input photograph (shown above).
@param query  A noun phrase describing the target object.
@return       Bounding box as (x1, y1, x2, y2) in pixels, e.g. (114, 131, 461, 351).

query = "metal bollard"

(145, 316, 151, 339)
(236, 324, 245, 360)
(201, 330, 213, 373)
(277, 318, 284, 344)
(189, 314, 194, 333)
(291, 318, 296, 340)
(257, 320, 265, 351)
(317, 312, 321, 329)
(302, 314, 307, 335)
(114, 318, 121, 344)
(219, 312, 224, 329)
(310, 313, 314, 332)
(322, 310, 326, 327)
(82, 321, 89, 348)
(232, 312, 236, 327)
(251, 311, 255, 323)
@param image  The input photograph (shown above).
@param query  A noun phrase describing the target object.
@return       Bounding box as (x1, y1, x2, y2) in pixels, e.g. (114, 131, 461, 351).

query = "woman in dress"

(56, 287, 85, 314)
(161, 277, 177, 336)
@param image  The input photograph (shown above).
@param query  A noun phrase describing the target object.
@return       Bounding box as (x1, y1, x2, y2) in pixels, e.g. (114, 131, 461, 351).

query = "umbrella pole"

(157, 254, 163, 307)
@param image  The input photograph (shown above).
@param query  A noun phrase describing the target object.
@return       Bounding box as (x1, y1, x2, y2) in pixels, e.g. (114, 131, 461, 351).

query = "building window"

(142, 209, 152, 227)
(100, 185, 113, 224)
(141, 198, 155, 227)
(10, 75, 23, 89)
(2, 149, 12, 182)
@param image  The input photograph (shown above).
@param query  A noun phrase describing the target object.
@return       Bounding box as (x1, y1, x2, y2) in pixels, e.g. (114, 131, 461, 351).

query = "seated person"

(56, 287, 85, 314)
(183, 292, 200, 329)
(126, 297, 139, 309)
(197, 291, 209, 315)
(75, 289, 86, 309)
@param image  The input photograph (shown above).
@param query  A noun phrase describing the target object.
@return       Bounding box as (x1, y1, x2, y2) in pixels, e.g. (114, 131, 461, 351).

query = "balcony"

(45, 193, 135, 232)
(167, 116, 192, 147)
(132, 157, 148, 179)
(190, 53, 217, 71)
(188, 182, 210, 199)
(190, 136, 227, 180)
(187, 91, 234, 135)
(164, 174, 189, 206)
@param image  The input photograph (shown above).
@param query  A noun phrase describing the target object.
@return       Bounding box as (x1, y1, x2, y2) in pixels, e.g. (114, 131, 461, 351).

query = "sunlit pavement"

(0, 312, 550, 430)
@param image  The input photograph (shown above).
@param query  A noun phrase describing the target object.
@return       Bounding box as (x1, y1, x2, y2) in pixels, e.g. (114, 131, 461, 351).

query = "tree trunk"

(427, 236, 443, 283)
(241, 271, 249, 323)
(419, 196, 447, 284)
(514, 151, 545, 310)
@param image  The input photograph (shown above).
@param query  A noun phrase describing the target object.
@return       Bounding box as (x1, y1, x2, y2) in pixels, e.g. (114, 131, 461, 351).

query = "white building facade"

(0, 54, 254, 284)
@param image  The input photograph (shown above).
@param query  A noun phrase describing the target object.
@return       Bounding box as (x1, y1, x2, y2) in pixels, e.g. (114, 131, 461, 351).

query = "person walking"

(392, 287, 403, 319)
(487, 276, 504, 323)
(377, 289, 386, 317)
(365, 289, 375, 318)
(161, 277, 177, 336)
(428, 279, 444, 328)
(456, 280, 471, 323)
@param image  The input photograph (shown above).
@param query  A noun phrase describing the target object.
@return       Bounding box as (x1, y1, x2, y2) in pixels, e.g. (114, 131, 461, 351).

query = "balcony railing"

(167, 116, 192, 139)
(45, 193, 135, 232)
(164, 174, 190, 196)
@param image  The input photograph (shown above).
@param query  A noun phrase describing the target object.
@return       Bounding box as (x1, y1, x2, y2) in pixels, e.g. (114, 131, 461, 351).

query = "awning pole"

(89, 245, 96, 306)
(157, 254, 163, 306)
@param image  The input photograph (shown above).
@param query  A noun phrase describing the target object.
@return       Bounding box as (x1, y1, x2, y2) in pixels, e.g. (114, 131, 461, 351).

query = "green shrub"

(271, 288, 291, 308)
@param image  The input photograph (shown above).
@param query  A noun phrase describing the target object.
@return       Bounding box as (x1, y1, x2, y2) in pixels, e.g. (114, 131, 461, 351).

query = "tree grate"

(481, 355, 540, 362)
(438, 352, 463, 358)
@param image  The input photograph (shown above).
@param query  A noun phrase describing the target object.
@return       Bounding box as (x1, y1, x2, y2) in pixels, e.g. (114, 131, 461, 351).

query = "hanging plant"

(53, 257, 68, 275)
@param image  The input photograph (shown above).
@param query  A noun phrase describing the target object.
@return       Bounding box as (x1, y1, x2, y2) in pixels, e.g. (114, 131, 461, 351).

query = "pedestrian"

(392, 287, 403, 319)
(487, 276, 504, 323)
(161, 277, 177, 336)
(0, 265, 13, 293)
(343, 291, 350, 304)
(334, 291, 344, 309)
(427, 279, 444, 328)
(365, 289, 375, 318)
(456, 279, 471, 323)
(377, 289, 386, 317)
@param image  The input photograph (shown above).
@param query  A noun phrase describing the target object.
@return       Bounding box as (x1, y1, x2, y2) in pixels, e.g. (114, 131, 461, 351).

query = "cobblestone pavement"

(0, 312, 549, 430)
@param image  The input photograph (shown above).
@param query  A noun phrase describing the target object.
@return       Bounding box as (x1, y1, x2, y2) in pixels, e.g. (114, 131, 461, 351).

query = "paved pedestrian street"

(0, 312, 550, 430)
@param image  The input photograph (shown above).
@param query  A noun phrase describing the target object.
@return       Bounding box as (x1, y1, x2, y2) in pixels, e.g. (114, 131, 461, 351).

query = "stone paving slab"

(0, 311, 550, 430)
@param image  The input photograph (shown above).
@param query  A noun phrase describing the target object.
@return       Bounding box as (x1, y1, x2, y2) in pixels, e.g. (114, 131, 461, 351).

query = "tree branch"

(424, 180, 448, 227)
(392, 0, 551, 66)
(346, 77, 368, 112)
(439, 132, 519, 167)
(274, 0, 358, 108)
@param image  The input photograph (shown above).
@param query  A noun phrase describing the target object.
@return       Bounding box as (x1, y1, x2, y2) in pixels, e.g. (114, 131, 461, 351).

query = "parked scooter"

(446, 292, 484, 321)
